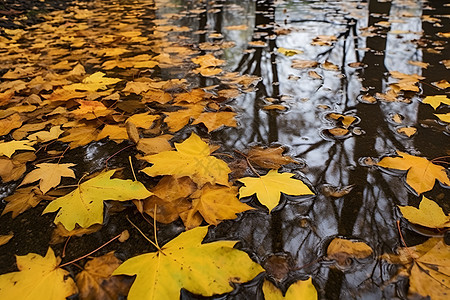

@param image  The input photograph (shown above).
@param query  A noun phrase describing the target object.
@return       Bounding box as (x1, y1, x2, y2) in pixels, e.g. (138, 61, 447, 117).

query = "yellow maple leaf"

(0, 140, 35, 158)
(71, 100, 113, 120)
(423, 95, 450, 109)
(238, 170, 314, 212)
(277, 47, 303, 57)
(64, 72, 121, 91)
(0, 234, 13, 247)
(19, 163, 76, 194)
(27, 126, 64, 142)
(435, 113, 450, 123)
(126, 112, 159, 129)
(262, 278, 317, 300)
(1, 187, 49, 218)
(0, 152, 36, 182)
(136, 135, 173, 155)
(164, 105, 204, 132)
(326, 238, 373, 267)
(141, 133, 231, 186)
(112, 226, 263, 300)
(399, 196, 450, 229)
(0, 248, 77, 299)
(377, 151, 450, 194)
(43, 170, 153, 230)
(58, 125, 99, 148)
(182, 184, 253, 229)
(191, 111, 237, 132)
(0, 113, 23, 136)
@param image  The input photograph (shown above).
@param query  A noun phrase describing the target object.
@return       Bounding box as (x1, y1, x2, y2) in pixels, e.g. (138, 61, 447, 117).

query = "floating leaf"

(238, 170, 313, 212)
(423, 95, 450, 110)
(327, 238, 373, 267)
(262, 278, 317, 300)
(247, 146, 297, 169)
(277, 47, 303, 56)
(399, 196, 450, 229)
(377, 151, 450, 194)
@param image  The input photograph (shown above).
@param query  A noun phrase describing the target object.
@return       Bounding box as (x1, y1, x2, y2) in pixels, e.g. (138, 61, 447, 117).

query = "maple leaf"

(277, 47, 303, 56)
(247, 146, 297, 169)
(97, 125, 128, 141)
(136, 135, 172, 155)
(2, 187, 51, 218)
(164, 105, 203, 132)
(0, 234, 13, 247)
(112, 226, 263, 300)
(399, 196, 450, 229)
(262, 278, 317, 300)
(377, 151, 450, 194)
(27, 126, 64, 142)
(0, 140, 35, 158)
(182, 184, 253, 229)
(423, 95, 450, 110)
(192, 111, 237, 132)
(76, 252, 131, 300)
(435, 113, 450, 123)
(19, 163, 76, 194)
(58, 126, 99, 148)
(43, 170, 153, 231)
(383, 238, 450, 300)
(126, 112, 159, 129)
(238, 170, 314, 212)
(71, 100, 113, 120)
(141, 133, 231, 187)
(64, 72, 121, 91)
(0, 248, 77, 299)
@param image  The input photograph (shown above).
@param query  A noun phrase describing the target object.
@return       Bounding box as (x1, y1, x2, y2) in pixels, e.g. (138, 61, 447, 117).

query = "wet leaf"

(397, 127, 417, 137)
(1, 187, 51, 218)
(0, 234, 13, 247)
(399, 196, 450, 229)
(327, 238, 373, 267)
(136, 135, 173, 155)
(291, 60, 318, 69)
(43, 170, 153, 230)
(377, 151, 450, 194)
(0, 152, 36, 182)
(0, 113, 23, 136)
(432, 80, 450, 89)
(27, 126, 64, 142)
(0, 248, 77, 299)
(19, 163, 76, 194)
(112, 226, 263, 300)
(50, 223, 102, 244)
(64, 72, 121, 91)
(422, 95, 450, 110)
(238, 170, 314, 212)
(76, 252, 131, 300)
(247, 146, 297, 169)
(262, 278, 317, 300)
(0, 140, 35, 158)
(434, 113, 450, 123)
(191, 111, 237, 132)
(277, 47, 303, 56)
(141, 133, 231, 187)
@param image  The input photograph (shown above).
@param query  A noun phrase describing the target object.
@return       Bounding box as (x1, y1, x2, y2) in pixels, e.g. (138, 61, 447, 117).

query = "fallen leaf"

(112, 226, 263, 300)
(327, 113, 356, 128)
(136, 135, 173, 155)
(64, 72, 121, 92)
(76, 252, 131, 300)
(0, 140, 35, 158)
(0, 113, 23, 136)
(59, 125, 99, 148)
(262, 278, 317, 300)
(1, 187, 51, 218)
(432, 80, 450, 89)
(27, 126, 64, 142)
(321, 61, 339, 71)
(164, 105, 203, 132)
(19, 163, 76, 194)
(291, 60, 319, 69)
(0, 248, 77, 299)
(422, 95, 450, 110)
(377, 151, 450, 194)
(71, 100, 113, 120)
(141, 133, 231, 187)
(238, 170, 314, 212)
(277, 47, 303, 56)
(434, 113, 450, 123)
(50, 223, 102, 244)
(126, 113, 159, 129)
(191, 111, 237, 132)
(399, 196, 450, 229)
(397, 127, 417, 137)
(0, 234, 13, 246)
(182, 184, 253, 229)
(327, 238, 373, 267)
(0, 152, 36, 182)
(247, 146, 297, 169)
(43, 170, 153, 230)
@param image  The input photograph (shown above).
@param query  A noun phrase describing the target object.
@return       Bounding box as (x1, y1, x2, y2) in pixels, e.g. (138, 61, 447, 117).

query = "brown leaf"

(0, 113, 22, 136)
(2, 187, 52, 218)
(247, 146, 297, 169)
(327, 238, 373, 267)
(0, 152, 36, 182)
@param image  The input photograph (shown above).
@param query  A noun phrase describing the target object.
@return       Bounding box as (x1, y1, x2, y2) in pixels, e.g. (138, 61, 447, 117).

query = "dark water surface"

(0, 0, 449, 299)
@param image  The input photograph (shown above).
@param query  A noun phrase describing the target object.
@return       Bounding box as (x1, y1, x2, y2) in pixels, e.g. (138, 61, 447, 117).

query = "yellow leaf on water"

(164, 105, 203, 132)
(422, 95, 450, 110)
(141, 133, 231, 187)
(397, 126, 417, 137)
(247, 146, 297, 169)
(263, 278, 317, 300)
(0, 248, 77, 299)
(399, 196, 450, 229)
(277, 47, 303, 56)
(238, 170, 314, 212)
(0, 234, 13, 246)
(112, 226, 263, 300)
(43, 170, 153, 230)
(27, 126, 64, 142)
(126, 113, 159, 129)
(434, 113, 450, 123)
(327, 238, 373, 267)
(377, 151, 450, 194)
(19, 163, 76, 194)
(191, 111, 237, 132)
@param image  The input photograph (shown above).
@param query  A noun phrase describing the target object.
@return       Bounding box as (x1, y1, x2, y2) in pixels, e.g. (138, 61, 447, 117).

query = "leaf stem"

(129, 156, 137, 181)
(234, 149, 261, 177)
(59, 233, 121, 268)
(126, 215, 161, 251)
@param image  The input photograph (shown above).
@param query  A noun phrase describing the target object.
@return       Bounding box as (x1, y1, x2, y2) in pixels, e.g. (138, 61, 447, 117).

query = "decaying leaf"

(399, 196, 450, 229)
(2, 187, 51, 218)
(191, 111, 237, 132)
(76, 252, 131, 300)
(19, 163, 76, 194)
(247, 146, 297, 169)
(141, 133, 231, 187)
(377, 151, 450, 194)
(327, 238, 373, 267)
(112, 226, 263, 300)
(0, 140, 35, 158)
(262, 278, 317, 300)
(43, 170, 153, 230)
(50, 223, 102, 244)
(0, 234, 13, 247)
(238, 170, 314, 212)
(0, 152, 36, 182)
(0, 248, 77, 299)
